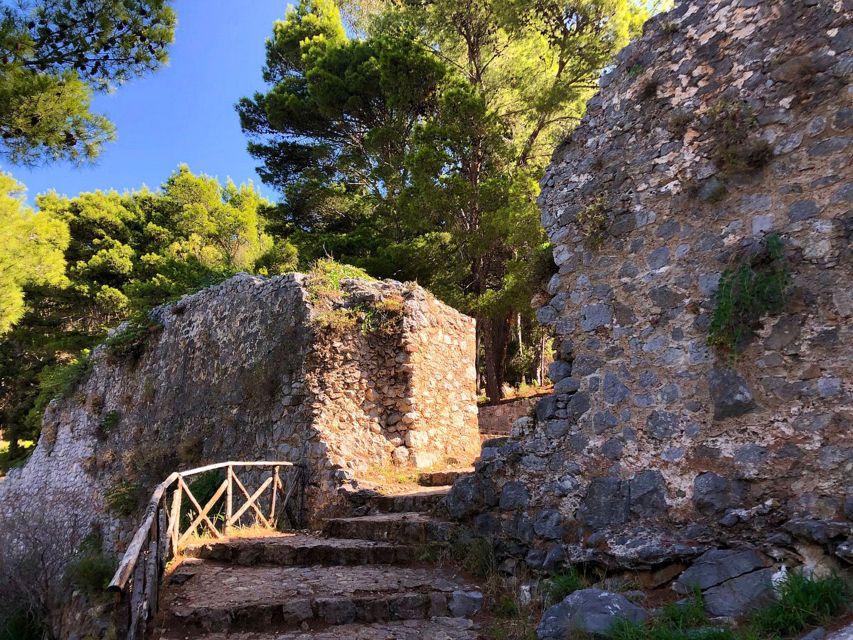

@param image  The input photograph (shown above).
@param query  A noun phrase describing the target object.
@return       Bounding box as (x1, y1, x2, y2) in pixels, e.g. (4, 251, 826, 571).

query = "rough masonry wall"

(0, 274, 479, 564)
(305, 279, 480, 485)
(449, 0, 852, 572)
(478, 395, 548, 437)
(404, 288, 480, 468)
(1, 275, 315, 556)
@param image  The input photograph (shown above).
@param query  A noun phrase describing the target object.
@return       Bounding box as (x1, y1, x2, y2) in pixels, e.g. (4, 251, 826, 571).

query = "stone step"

(160, 561, 481, 634)
(322, 512, 456, 543)
(418, 470, 472, 487)
(363, 487, 449, 513)
(182, 533, 416, 567)
(345, 486, 449, 514)
(157, 616, 480, 639)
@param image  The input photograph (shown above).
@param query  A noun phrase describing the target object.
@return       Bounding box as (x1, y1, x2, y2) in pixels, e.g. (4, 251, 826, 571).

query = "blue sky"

(10, 0, 289, 205)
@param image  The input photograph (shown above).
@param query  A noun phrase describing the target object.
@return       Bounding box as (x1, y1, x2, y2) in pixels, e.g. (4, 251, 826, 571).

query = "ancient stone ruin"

(0, 273, 479, 551)
(2, 1, 852, 638)
(448, 0, 852, 598)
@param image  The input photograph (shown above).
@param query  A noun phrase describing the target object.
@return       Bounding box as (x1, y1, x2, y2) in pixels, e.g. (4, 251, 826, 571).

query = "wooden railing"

(107, 461, 304, 640)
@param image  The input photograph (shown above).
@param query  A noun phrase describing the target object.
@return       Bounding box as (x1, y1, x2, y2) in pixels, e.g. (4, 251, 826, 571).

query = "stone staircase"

(155, 471, 482, 639)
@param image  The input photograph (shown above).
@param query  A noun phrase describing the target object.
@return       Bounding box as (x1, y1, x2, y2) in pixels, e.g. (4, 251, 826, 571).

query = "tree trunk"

(480, 311, 512, 404)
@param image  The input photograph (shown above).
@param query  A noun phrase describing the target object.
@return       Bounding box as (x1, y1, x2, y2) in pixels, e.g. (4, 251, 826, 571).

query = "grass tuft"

(611, 574, 851, 640)
(543, 568, 587, 605)
(707, 100, 773, 175)
(306, 258, 373, 300)
(750, 572, 849, 637)
(99, 410, 121, 436)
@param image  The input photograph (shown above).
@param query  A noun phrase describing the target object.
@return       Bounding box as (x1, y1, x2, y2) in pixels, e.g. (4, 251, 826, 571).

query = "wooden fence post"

(269, 465, 280, 526)
(225, 465, 233, 535)
(169, 482, 182, 556)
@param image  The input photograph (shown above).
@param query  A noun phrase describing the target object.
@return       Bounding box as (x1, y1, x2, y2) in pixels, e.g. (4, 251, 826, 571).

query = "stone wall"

(448, 0, 852, 573)
(405, 289, 479, 467)
(305, 279, 479, 481)
(0, 274, 478, 580)
(478, 395, 547, 436)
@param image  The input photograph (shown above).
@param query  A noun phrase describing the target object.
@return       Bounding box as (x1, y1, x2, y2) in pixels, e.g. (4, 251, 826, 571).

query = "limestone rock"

(444, 0, 851, 571)
(708, 368, 756, 420)
(673, 549, 767, 594)
(537, 589, 648, 640)
(448, 590, 483, 618)
(702, 568, 776, 618)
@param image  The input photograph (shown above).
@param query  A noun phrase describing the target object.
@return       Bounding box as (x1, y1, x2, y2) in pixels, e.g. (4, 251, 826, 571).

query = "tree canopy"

(0, 166, 297, 455)
(0, 172, 68, 335)
(0, 0, 176, 164)
(240, 0, 648, 400)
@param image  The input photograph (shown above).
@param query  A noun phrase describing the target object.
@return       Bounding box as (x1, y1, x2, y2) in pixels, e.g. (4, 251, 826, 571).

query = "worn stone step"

(157, 616, 480, 639)
(182, 534, 416, 567)
(418, 470, 472, 487)
(160, 561, 481, 633)
(345, 486, 449, 514)
(363, 487, 449, 513)
(322, 512, 456, 543)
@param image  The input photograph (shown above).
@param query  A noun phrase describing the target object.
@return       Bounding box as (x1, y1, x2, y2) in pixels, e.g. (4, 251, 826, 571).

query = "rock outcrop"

(0, 274, 478, 561)
(449, 0, 852, 574)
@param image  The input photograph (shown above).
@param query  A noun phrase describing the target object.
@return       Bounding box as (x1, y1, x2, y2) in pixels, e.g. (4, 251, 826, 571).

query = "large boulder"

(673, 549, 767, 593)
(673, 548, 775, 618)
(537, 588, 648, 640)
(703, 568, 776, 618)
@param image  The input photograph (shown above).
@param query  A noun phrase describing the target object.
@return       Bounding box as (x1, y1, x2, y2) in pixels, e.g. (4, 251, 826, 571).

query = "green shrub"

(99, 410, 121, 436)
(23, 352, 92, 435)
(104, 316, 163, 364)
(180, 470, 225, 532)
(0, 609, 44, 640)
(307, 258, 373, 298)
(104, 480, 142, 516)
(576, 196, 609, 249)
(750, 572, 849, 637)
(66, 551, 115, 597)
(708, 235, 789, 355)
(628, 62, 644, 76)
(543, 568, 586, 605)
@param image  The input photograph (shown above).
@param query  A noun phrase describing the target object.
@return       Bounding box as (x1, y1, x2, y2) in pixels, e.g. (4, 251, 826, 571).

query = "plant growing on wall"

(708, 234, 790, 355)
(576, 196, 609, 249)
(707, 100, 773, 175)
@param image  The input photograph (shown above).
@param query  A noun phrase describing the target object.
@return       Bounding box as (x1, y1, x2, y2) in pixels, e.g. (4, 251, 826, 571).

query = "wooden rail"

(107, 461, 304, 640)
